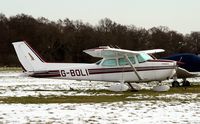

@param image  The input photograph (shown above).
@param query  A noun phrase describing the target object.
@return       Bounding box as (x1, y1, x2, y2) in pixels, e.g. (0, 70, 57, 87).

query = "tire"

(182, 80, 191, 87)
(172, 81, 180, 87)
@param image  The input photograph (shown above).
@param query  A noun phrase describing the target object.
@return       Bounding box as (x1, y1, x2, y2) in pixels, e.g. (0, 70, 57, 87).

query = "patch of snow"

(0, 101, 199, 123)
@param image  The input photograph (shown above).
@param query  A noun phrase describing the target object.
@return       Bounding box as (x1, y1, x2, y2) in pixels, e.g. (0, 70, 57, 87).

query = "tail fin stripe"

(12, 41, 45, 72)
(24, 41, 46, 63)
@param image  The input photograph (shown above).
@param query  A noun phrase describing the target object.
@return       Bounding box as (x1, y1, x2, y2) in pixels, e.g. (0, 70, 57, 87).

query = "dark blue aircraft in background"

(163, 53, 200, 87)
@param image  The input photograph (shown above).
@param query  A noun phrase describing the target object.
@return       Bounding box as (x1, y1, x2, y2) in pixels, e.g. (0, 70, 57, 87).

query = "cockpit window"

(136, 53, 153, 63)
(118, 57, 135, 66)
(102, 59, 117, 66)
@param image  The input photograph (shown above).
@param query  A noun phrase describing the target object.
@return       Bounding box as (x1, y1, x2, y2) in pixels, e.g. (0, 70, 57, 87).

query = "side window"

(129, 57, 136, 64)
(118, 57, 135, 66)
(118, 58, 128, 66)
(102, 59, 117, 66)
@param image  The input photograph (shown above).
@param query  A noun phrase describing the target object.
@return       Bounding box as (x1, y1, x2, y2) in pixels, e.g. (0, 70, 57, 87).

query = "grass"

(1, 95, 129, 104)
(0, 67, 22, 71)
(1, 85, 200, 104)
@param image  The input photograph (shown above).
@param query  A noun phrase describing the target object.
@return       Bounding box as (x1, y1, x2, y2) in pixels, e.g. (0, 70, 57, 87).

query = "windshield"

(136, 53, 153, 63)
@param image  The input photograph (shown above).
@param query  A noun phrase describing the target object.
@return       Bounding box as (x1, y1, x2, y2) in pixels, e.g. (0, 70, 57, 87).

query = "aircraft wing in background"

(176, 67, 199, 78)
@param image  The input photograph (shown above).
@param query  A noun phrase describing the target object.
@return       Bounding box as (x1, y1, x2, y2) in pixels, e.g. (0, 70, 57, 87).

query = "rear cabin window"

(102, 59, 117, 66)
(118, 57, 135, 66)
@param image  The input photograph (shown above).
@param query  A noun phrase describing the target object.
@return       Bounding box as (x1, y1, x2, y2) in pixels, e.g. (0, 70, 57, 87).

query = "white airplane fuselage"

(29, 60, 176, 82)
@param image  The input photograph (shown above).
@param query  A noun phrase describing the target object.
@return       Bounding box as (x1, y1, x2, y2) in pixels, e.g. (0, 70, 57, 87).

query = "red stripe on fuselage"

(30, 70, 61, 78)
(88, 66, 175, 75)
(148, 59, 175, 62)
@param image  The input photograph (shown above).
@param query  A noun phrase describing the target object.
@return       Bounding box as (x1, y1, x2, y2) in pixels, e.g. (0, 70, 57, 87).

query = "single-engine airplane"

(12, 41, 177, 91)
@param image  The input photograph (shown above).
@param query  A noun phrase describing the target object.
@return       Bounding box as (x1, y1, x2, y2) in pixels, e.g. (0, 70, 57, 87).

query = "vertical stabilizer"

(12, 41, 45, 72)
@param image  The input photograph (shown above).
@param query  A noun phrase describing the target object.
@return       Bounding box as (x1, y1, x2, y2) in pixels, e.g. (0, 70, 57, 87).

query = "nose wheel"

(172, 81, 180, 87)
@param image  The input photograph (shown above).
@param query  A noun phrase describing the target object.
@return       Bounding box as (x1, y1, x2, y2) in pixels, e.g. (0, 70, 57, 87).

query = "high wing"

(83, 46, 164, 58)
(139, 49, 165, 54)
(176, 67, 199, 78)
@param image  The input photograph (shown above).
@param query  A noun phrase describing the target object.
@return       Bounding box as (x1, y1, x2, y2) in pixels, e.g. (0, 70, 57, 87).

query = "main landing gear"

(182, 79, 191, 87)
(127, 82, 141, 92)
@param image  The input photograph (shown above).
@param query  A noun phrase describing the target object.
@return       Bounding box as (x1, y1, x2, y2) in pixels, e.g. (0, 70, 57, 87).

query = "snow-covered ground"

(0, 71, 200, 123)
(0, 101, 200, 124)
(0, 71, 112, 97)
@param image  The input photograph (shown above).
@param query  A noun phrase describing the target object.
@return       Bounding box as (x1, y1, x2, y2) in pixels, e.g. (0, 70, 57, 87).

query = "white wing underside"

(83, 46, 165, 58)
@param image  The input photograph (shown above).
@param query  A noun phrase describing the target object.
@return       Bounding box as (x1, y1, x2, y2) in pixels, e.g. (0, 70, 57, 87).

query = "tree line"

(0, 13, 200, 66)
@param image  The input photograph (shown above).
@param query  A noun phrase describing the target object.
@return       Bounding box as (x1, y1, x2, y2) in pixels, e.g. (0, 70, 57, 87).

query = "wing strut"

(124, 55, 143, 81)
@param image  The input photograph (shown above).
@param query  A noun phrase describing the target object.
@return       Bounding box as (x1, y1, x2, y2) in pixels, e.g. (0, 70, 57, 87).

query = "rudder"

(12, 41, 45, 72)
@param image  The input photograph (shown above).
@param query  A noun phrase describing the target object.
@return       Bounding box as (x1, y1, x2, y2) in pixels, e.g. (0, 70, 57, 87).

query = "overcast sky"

(0, 0, 199, 34)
